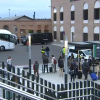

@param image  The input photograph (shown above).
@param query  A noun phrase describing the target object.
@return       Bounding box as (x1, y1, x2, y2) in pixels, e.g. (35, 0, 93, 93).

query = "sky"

(0, 0, 51, 19)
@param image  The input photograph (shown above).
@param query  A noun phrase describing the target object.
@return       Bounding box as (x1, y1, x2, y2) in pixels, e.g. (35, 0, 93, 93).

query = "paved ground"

(0, 42, 63, 65)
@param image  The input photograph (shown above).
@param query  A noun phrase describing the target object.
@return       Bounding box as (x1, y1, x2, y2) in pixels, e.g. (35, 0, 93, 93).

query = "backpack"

(54, 59, 57, 64)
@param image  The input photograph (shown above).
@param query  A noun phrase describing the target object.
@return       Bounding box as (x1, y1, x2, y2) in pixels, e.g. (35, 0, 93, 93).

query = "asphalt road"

(0, 43, 62, 65)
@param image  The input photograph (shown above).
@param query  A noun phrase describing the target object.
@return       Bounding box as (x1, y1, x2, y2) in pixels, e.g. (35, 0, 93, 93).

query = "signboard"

(96, 45, 100, 58)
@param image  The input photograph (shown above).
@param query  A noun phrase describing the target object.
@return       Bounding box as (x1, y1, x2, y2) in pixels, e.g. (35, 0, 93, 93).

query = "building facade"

(51, 0, 100, 42)
(0, 15, 52, 39)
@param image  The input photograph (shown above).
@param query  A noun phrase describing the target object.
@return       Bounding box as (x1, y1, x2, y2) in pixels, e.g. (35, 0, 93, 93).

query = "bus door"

(9, 35, 15, 49)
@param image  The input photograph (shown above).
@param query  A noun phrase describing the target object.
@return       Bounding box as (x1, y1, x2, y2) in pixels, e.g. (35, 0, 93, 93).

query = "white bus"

(0, 29, 15, 51)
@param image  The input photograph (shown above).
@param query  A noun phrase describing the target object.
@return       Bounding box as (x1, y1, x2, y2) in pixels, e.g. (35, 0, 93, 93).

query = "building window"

(37, 30, 41, 33)
(44, 30, 49, 33)
(83, 33, 88, 41)
(94, 34, 99, 40)
(29, 30, 34, 33)
(94, 8, 99, 20)
(60, 32, 63, 40)
(54, 13, 56, 21)
(60, 12, 63, 21)
(83, 10, 88, 20)
(20, 29, 26, 34)
(54, 31, 57, 39)
(71, 11, 74, 20)
(15, 28, 17, 32)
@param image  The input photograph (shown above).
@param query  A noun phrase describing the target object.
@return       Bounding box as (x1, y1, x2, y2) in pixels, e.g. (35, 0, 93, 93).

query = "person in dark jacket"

(45, 46, 50, 57)
(69, 62, 75, 82)
(43, 55, 49, 73)
(83, 59, 89, 80)
(58, 56, 64, 76)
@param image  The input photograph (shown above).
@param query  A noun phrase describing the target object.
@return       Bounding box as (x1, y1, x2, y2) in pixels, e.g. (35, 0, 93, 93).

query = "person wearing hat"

(33, 60, 39, 79)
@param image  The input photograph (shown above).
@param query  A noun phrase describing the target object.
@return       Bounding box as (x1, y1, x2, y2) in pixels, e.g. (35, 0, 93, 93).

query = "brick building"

(0, 15, 52, 39)
(51, 0, 100, 42)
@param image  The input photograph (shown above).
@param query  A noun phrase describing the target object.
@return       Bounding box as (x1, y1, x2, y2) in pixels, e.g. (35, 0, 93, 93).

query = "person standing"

(45, 46, 50, 57)
(17, 38, 19, 44)
(33, 60, 39, 79)
(61, 47, 65, 59)
(69, 63, 75, 82)
(26, 41, 29, 52)
(58, 56, 64, 76)
(7, 56, 12, 72)
(51, 55, 57, 73)
(41, 46, 45, 59)
(43, 55, 49, 73)
(83, 59, 89, 80)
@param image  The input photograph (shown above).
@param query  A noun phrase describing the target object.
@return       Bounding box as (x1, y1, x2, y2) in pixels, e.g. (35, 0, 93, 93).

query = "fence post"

(80, 81, 83, 100)
(2, 62, 5, 99)
(17, 68, 20, 100)
(57, 84, 60, 99)
(95, 83, 98, 100)
(7, 64, 11, 100)
(91, 81, 94, 100)
(44, 80, 47, 99)
(76, 82, 79, 100)
(12, 67, 15, 100)
(40, 78, 43, 98)
(48, 82, 51, 100)
(84, 81, 87, 100)
(27, 72, 30, 88)
(73, 82, 75, 100)
(31, 74, 34, 95)
(87, 81, 91, 100)
(36, 76, 39, 96)
(69, 83, 71, 100)
(52, 84, 56, 99)
(22, 70, 25, 100)
(98, 84, 100, 100)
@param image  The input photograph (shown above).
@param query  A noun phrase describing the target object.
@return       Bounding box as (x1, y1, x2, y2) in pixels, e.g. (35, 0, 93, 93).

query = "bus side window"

(0, 34, 9, 41)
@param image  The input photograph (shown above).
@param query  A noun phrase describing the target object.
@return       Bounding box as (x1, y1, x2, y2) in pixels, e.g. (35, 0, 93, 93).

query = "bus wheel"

(0, 46, 5, 51)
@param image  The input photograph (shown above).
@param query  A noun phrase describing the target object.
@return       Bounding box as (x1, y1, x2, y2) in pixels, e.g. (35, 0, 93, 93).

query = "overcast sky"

(0, 0, 51, 19)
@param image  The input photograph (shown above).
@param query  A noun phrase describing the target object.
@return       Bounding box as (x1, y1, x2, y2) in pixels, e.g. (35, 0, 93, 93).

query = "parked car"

(21, 33, 53, 45)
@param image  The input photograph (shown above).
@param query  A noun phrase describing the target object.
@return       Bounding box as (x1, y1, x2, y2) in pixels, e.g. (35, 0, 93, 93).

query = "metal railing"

(0, 61, 100, 100)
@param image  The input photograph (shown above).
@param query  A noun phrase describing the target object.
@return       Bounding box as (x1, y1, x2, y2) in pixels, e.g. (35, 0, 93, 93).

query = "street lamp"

(28, 34, 31, 75)
(64, 36, 68, 86)
(9, 9, 10, 17)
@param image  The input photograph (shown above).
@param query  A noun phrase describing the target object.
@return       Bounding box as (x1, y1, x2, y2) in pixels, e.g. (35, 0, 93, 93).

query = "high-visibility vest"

(77, 55, 81, 58)
(41, 48, 45, 53)
(63, 48, 65, 54)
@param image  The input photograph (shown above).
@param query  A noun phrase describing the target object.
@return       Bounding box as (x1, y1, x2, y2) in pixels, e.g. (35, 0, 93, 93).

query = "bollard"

(44, 80, 47, 99)
(22, 70, 25, 100)
(73, 82, 75, 100)
(12, 67, 15, 100)
(80, 81, 83, 100)
(31, 74, 34, 95)
(57, 84, 60, 99)
(17, 68, 20, 100)
(2, 62, 5, 98)
(36, 76, 39, 96)
(69, 83, 71, 99)
(40, 78, 43, 98)
(76, 82, 79, 100)
(87, 81, 90, 100)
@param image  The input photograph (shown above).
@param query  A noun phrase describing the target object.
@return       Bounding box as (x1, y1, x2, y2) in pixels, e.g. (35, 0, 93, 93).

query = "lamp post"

(9, 9, 10, 17)
(28, 34, 31, 75)
(64, 36, 68, 86)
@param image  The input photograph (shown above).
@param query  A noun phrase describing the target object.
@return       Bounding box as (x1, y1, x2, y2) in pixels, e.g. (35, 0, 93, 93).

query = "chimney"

(34, 12, 35, 19)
